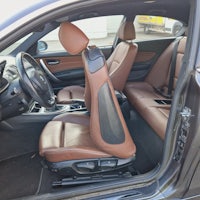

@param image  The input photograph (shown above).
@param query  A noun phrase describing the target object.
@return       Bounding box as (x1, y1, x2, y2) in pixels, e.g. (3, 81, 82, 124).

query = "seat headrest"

(117, 21, 136, 41)
(59, 22, 89, 55)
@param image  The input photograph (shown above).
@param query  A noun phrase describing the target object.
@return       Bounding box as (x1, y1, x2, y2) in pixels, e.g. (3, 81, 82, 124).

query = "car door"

(34, 15, 124, 94)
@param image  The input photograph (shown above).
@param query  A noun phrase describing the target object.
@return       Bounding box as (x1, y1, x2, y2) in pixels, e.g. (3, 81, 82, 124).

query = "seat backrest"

(83, 47, 136, 158)
(145, 36, 187, 95)
(59, 22, 136, 158)
(107, 21, 138, 91)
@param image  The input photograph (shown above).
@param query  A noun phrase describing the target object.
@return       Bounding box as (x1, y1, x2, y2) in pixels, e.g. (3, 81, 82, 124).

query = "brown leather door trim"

(38, 56, 84, 73)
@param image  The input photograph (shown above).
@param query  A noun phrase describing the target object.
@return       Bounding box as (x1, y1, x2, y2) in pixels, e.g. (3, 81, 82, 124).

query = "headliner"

(64, 0, 190, 25)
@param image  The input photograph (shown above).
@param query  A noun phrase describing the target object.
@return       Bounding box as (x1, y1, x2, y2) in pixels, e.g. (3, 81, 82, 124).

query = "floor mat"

(0, 152, 42, 200)
(36, 163, 63, 194)
(125, 108, 163, 173)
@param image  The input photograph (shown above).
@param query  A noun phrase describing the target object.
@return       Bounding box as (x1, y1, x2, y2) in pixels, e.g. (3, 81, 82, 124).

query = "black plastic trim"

(48, 156, 135, 176)
(98, 83, 125, 144)
(85, 48, 105, 73)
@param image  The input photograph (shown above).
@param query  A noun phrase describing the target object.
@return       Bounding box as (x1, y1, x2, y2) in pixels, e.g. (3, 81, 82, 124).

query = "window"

(38, 15, 123, 53)
(134, 15, 184, 41)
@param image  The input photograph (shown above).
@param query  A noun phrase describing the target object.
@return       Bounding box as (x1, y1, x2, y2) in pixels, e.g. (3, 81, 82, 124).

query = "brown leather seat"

(57, 21, 138, 104)
(39, 22, 136, 166)
(124, 37, 187, 139)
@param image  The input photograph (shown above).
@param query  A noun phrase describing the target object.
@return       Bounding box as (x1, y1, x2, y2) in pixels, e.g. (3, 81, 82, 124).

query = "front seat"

(39, 22, 136, 180)
(56, 21, 138, 104)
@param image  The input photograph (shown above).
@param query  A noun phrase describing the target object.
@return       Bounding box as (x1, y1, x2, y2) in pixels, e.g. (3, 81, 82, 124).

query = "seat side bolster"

(108, 42, 138, 91)
(42, 147, 111, 163)
(39, 121, 63, 156)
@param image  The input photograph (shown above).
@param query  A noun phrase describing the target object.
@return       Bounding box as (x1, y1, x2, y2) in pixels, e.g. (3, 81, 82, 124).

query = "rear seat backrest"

(145, 37, 187, 96)
(124, 37, 187, 140)
(145, 42, 174, 89)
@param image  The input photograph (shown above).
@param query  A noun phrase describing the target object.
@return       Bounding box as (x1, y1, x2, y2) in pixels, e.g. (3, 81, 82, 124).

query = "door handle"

(46, 60, 60, 65)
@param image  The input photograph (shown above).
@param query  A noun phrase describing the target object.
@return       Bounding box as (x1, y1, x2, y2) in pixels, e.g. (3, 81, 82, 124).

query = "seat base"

(46, 156, 136, 177)
(48, 156, 137, 187)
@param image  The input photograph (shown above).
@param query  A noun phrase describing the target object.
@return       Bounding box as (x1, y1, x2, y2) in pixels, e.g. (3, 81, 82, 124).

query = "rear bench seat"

(124, 37, 187, 139)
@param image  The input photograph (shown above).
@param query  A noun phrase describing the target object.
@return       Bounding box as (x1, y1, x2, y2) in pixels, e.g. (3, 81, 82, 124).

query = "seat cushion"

(124, 82, 163, 102)
(57, 85, 85, 103)
(53, 111, 90, 126)
(124, 81, 170, 139)
(39, 120, 111, 162)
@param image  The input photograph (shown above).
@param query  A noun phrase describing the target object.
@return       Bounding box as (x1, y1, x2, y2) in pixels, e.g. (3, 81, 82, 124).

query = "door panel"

(36, 54, 84, 93)
(43, 55, 83, 73)
(40, 55, 84, 85)
(36, 47, 113, 93)
(128, 38, 175, 82)
(39, 47, 112, 74)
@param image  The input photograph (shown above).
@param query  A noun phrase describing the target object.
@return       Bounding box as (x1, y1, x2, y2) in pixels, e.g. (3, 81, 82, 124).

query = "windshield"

(0, 0, 56, 29)
(0, 33, 32, 56)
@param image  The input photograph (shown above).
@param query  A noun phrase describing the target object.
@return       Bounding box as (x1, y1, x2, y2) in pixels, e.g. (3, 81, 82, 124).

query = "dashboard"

(0, 54, 84, 122)
(0, 57, 32, 120)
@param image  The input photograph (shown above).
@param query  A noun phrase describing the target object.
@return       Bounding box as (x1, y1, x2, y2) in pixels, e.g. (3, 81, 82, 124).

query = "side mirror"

(37, 41, 48, 52)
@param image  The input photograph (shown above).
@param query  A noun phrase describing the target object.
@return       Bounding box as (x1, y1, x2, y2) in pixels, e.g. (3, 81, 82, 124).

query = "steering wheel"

(16, 52, 55, 108)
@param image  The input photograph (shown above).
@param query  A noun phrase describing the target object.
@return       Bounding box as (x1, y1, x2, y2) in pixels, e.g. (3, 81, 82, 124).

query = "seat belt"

(167, 37, 182, 98)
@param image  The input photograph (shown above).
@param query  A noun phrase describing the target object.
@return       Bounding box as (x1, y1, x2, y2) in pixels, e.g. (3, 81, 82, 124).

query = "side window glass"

(134, 15, 184, 41)
(37, 15, 123, 53)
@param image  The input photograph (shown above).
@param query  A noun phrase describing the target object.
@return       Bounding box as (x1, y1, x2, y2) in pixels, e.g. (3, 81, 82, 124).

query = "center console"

(27, 100, 87, 115)
(27, 91, 126, 116)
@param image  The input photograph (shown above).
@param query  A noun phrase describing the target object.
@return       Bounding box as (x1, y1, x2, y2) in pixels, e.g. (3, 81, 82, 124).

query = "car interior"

(56, 21, 138, 104)
(0, 0, 191, 199)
